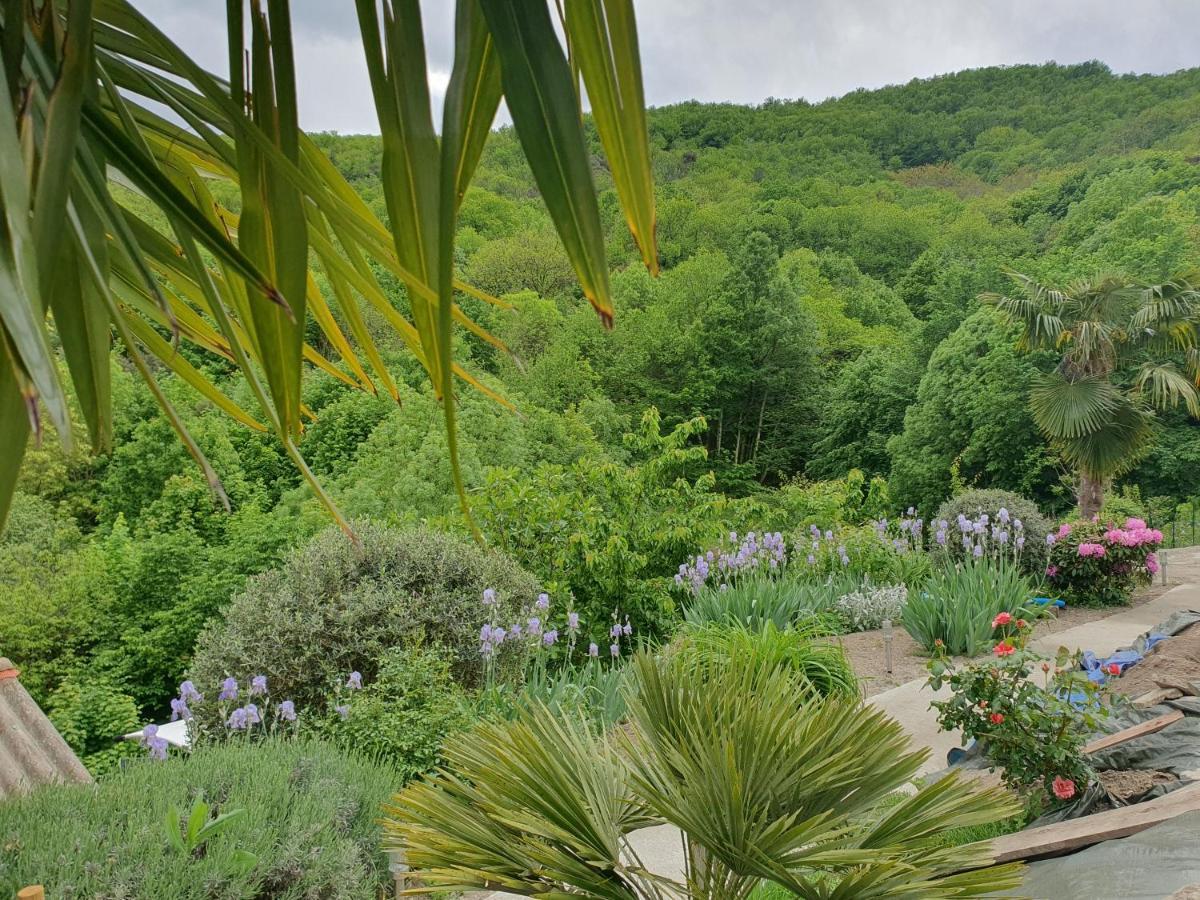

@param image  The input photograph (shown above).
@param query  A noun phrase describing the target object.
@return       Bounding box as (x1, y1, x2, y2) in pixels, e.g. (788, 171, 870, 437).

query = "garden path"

(868, 546, 1200, 777)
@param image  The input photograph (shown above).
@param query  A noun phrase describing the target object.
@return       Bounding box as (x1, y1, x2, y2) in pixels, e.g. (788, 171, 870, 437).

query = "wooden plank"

(1083, 710, 1184, 754)
(1133, 687, 1184, 708)
(982, 780, 1200, 865)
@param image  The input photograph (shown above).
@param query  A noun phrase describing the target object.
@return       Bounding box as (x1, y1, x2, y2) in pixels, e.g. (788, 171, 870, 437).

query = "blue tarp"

(1080, 634, 1169, 684)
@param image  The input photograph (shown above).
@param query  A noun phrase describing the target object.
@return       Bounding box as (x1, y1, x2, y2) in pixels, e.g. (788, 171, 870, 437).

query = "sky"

(132, 1, 1200, 134)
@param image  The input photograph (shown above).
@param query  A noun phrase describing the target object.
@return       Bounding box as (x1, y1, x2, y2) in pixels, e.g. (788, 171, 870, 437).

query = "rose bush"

(928, 614, 1107, 805)
(1045, 517, 1162, 607)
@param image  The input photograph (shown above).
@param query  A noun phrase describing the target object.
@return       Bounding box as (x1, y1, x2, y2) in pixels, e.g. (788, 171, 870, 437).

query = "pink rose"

(1052, 776, 1076, 800)
(992, 611, 1013, 628)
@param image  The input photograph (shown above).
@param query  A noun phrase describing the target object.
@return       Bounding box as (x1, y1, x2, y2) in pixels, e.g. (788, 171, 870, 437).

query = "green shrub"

(901, 559, 1035, 655)
(682, 575, 854, 632)
(47, 675, 140, 776)
(189, 523, 538, 713)
(935, 488, 1054, 573)
(1046, 518, 1162, 607)
(833, 583, 907, 632)
(0, 738, 395, 898)
(312, 645, 475, 783)
(673, 622, 858, 698)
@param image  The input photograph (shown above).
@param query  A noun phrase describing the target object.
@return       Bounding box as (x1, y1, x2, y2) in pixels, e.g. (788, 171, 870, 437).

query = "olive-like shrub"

(935, 488, 1054, 574)
(189, 523, 538, 712)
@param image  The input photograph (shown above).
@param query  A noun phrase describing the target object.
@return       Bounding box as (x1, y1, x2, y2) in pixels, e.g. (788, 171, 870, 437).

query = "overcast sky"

(133, 1, 1200, 134)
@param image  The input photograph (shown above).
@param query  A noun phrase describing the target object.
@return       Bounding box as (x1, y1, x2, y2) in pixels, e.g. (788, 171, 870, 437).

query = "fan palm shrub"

(0, 0, 657, 534)
(672, 621, 858, 698)
(982, 272, 1200, 517)
(385, 649, 1023, 898)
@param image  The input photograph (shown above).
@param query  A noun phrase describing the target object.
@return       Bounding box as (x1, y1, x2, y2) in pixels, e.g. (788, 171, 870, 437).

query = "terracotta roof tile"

(0, 657, 91, 799)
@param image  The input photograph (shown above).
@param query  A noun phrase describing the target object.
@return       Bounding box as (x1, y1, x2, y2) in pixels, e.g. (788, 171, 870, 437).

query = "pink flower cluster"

(1100, 517, 1163, 548)
(1076, 542, 1106, 558)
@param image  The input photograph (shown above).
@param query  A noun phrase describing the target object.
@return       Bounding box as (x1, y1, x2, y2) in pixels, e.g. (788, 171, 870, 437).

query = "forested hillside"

(6, 61, 1200, 726)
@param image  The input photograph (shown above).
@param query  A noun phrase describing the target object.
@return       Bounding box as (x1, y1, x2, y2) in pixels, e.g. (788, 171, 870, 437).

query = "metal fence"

(1148, 501, 1199, 550)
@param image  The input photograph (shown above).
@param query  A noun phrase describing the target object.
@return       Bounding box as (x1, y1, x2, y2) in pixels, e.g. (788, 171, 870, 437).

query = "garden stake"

(882, 618, 894, 674)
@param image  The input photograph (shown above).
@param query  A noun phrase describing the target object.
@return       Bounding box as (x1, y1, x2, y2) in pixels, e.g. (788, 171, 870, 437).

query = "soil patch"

(838, 629, 943, 696)
(1099, 768, 1177, 803)
(1109, 622, 1200, 700)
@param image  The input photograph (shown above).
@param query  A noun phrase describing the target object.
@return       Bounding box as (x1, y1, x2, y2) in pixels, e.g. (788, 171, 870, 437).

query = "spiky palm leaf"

(385, 649, 1025, 899)
(0, 0, 658, 533)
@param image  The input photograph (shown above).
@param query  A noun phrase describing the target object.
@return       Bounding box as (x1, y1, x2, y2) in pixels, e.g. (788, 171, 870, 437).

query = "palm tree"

(982, 272, 1200, 517)
(386, 649, 1024, 899)
(0, 0, 657, 535)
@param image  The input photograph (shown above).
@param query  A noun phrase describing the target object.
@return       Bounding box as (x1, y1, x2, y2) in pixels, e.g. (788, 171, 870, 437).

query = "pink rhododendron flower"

(991, 611, 1012, 628)
(1147, 552, 1160, 574)
(1046, 564, 1058, 577)
(1052, 776, 1076, 800)
(1077, 542, 1106, 558)
(1057, 523, 1072, 539)
(1125, 517, 1147, 531)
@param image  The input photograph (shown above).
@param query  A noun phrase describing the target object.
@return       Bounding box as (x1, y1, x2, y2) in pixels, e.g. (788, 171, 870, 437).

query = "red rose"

(993, 641, 1015, 657)
(989, 712, 1005, 725)
(1106, 663, 1120, 676)
(991, 612, 1013, 628)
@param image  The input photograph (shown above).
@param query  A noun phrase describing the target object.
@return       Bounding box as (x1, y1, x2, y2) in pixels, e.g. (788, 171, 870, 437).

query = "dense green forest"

(6, 60, 1200, 728)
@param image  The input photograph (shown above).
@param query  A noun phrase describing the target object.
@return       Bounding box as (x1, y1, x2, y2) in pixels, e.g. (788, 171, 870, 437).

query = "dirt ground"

(841, 548, 1198, 698)
(1099, 768, 1177, 803)
(1109, 623, 1200, 698)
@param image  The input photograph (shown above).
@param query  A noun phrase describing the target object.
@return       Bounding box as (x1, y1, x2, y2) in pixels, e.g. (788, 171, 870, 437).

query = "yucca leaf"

(478, 0, 615, 325)
(0, 57, 71, 444)
(564, 0, 658, 274)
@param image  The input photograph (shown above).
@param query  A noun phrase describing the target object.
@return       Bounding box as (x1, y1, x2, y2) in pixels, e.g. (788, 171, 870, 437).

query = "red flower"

(993, 641, 1015, 657)
(1016, 619, 1028, 629)
(934, 639, 944, 648)
(1106, 663, 1120, 676)
(989, 712, 1005, 725)
(1041, 662, 1051, 673)
(991, 612, 1013, 628)
(1052, 776, 1076, 800)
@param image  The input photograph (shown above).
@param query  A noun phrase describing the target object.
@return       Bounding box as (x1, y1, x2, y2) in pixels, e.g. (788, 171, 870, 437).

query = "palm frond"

(1134, 363, 1200, 417)
(1029, 372, 1121, 440)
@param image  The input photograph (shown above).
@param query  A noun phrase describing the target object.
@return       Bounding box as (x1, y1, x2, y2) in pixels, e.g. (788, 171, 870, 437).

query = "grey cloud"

(132, 1, 1200, 133)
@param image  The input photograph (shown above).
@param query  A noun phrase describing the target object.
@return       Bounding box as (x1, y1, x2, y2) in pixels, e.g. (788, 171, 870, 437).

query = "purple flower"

(482, 588, 496, 606)
(824, 530, 834, 541)
(277, 700, 296, 722)
(622, 617, 632, 636)
(335, 704, 350, 720)
(567, 611, 579, 631)
(542, 630, 558, 646)
(998, 507, 1010, 524)
(536, 592, 550, 610)
(227, 707, 248, 730)
(973, 544, 983, 558)
(588, 642, 599, 657)
(244, 703, 261, 725)
(146, 736, 168, 761)
(346, 671, 363, 690)
(806, 553, 816, 564)
(936, 530, 947, 545)
(169, 698, 192, 722)
(610, 623, 623, 639)
(610, 643, 620, 657)
(480, 623, 494, 643)
(527, 616, 542, 636)
(250, 675, 267, 696)
(491, 626, 507, 644)
(1046, 533, 1057, 546)
(178, 680, 202, 704)
(143, 723, 158, 740)
(219, 677, 238, 702)
(509, 622, 522, 637)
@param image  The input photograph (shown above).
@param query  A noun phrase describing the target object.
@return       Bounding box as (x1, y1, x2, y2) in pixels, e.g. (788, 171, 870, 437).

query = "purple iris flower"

(335, 704, 350, 720)
(277, 700, 296, 722)
(249, 675, 267, 696)
(482, 588, 496, 606)
(169, 698, 192, 721)
(219, 677, 238, 702)
(588, 643, 599, 657)
(178, 680, 202, 704)
(536, 592, 550, 610)
(346, 671, 363, 690)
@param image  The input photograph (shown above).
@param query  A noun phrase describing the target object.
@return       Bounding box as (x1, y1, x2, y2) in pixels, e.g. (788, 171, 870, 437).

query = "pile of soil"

(1099, 768, 1177, 803)
(1110, 623, 1200, 699)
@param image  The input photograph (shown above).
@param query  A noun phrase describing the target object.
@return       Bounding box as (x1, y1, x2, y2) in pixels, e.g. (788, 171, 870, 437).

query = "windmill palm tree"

(982, 271, 1200, 517)
(386, 648, 1024, 899)
(0, 0, 657, 535)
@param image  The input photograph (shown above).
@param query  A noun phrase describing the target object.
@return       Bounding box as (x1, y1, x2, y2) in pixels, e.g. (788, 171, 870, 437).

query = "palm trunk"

(1077, 471, 1106, 519)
